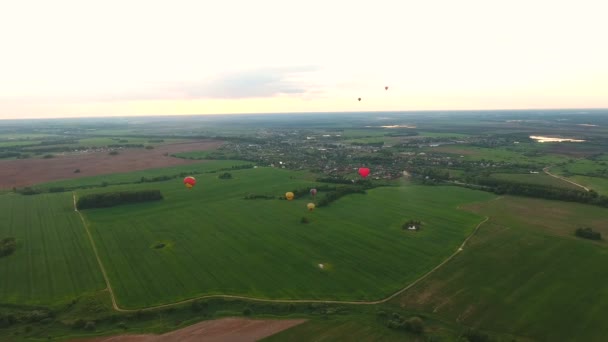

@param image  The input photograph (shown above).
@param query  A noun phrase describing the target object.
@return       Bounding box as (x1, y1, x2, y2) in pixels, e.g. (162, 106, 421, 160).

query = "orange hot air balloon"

(358, 168, 370, 178)
(285, 192, 295, 201)
(184, 176, 196, 189)
(307, 203, 315, 211)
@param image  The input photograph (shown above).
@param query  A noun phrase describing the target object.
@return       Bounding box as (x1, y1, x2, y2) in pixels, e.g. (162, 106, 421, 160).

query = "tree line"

(466, 177, 608, 208)
(76, 190, 163, 210)
(575, 227, 602, 240)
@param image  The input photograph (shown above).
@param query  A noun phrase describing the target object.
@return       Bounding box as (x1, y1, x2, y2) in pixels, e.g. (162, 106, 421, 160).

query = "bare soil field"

(0, 141, 223, 189)
(72, 318, 307, 342)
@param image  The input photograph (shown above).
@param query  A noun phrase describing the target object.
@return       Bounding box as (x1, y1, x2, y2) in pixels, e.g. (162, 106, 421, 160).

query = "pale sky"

(1, 0, 607, 119)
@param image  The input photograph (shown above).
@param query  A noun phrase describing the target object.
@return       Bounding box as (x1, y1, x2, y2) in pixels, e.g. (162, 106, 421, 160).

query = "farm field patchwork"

(79, 167, 494, 308)
(390, 196, 608, 341)
(0, 193, 105, 305)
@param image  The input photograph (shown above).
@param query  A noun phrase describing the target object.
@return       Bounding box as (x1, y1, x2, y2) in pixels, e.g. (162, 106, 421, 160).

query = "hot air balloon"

(184, 176, 196, 189)
(385, 86, 389, 90)
(358, 168, 370, 178)
(285, 192, 295, 201)
(307, 203, 315, 211)
(310, 188, 317, 198)
(358, 97, 361, 101)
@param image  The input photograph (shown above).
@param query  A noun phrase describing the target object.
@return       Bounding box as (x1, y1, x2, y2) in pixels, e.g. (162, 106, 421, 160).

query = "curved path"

(543, 167, 590, 192)
(73, 193, 489, 312)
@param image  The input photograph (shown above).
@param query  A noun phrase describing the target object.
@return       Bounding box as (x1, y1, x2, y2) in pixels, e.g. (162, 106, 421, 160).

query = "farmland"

(0, 192, 105, 306)
(80, 167, 493, 308)
(1, 111, 608, 341)
(390, 196, 608, 341)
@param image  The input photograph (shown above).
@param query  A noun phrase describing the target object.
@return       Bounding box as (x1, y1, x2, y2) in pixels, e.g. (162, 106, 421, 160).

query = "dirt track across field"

(72, 318, 306, 342)
(0, 141, 222, 189)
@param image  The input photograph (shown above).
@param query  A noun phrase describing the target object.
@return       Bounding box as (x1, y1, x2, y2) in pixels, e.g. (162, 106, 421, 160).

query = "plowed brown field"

(0, 141, 222, 189)
(72, 318, 306, 342)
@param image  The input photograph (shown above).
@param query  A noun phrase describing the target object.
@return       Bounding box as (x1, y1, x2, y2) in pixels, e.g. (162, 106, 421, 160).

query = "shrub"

(84, 321, 96, 331)
(243, 307, 252, 316)
(404, 317, 424, 334)
(301, 217, 310, 224)
(74, 169, 81, 173)
(109, 150, 119, 155)
(0, 237, 17, 257)
(72, 319, 85, 329)
(575, 227, 601, 240)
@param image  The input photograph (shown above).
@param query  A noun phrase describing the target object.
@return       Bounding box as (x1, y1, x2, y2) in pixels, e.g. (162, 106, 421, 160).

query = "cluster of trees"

(0, 237, 16, 257)
(107, 143, 145, 148)
(0, 309, 53, 329)
(16, 187, 43, 195)
(218, 172, 232, 179)
(575, 227, 602, 240)
(317, 186, 366, 207)
(0, 151, 22, 159)
(224, 164, 254, 170)
(77, 190, 163, 210)
(379, 312, 424, 334)
(243, 194, 275, 200)
(316, 177, 355, 184)
(461, 328, 494, 342)
(289, 185, 336, 198)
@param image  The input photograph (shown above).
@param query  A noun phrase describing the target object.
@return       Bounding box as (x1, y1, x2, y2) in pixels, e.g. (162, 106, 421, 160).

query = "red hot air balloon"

(358, 168, 370, 178)
(184, 176, 196, 189)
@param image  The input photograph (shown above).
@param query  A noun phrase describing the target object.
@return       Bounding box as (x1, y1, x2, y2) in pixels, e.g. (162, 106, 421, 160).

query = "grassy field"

(77, 168, 494, 308)
(0, 193, 105, 306)
(490, 173, 581, 190)
(390, 196, 608, 342)
(562, 175, 608, 194)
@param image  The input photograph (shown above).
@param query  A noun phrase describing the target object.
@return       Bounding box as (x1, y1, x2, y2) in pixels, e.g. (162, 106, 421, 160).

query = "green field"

(390, 196, 608, 341)
(490, 173, 581, 190)
(77, 168, 494, 308)
(0, 193, 105, 305)
(563, 175, 608, 195)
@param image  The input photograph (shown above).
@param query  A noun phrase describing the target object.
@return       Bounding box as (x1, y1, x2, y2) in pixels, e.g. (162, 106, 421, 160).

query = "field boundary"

(543, 167, 590, 192)
(73, 192, 122, 312)
(72, 190, 490, 312)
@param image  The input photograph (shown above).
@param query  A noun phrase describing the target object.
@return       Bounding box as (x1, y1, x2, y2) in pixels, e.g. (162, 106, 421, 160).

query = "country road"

(543, 167, 590, 192)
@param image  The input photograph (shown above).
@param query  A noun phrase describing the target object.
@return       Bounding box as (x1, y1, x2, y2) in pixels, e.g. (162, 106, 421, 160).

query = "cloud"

(0, 66, 323, 104)
(194, 66, 321, 99)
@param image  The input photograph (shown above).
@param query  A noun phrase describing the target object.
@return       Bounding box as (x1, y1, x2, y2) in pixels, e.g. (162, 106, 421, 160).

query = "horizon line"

(1, 107, 607, 121)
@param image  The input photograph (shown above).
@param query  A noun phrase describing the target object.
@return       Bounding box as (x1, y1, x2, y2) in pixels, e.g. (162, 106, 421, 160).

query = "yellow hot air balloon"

(307, 203, 315, 211)
(285, 192, 295, 201)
